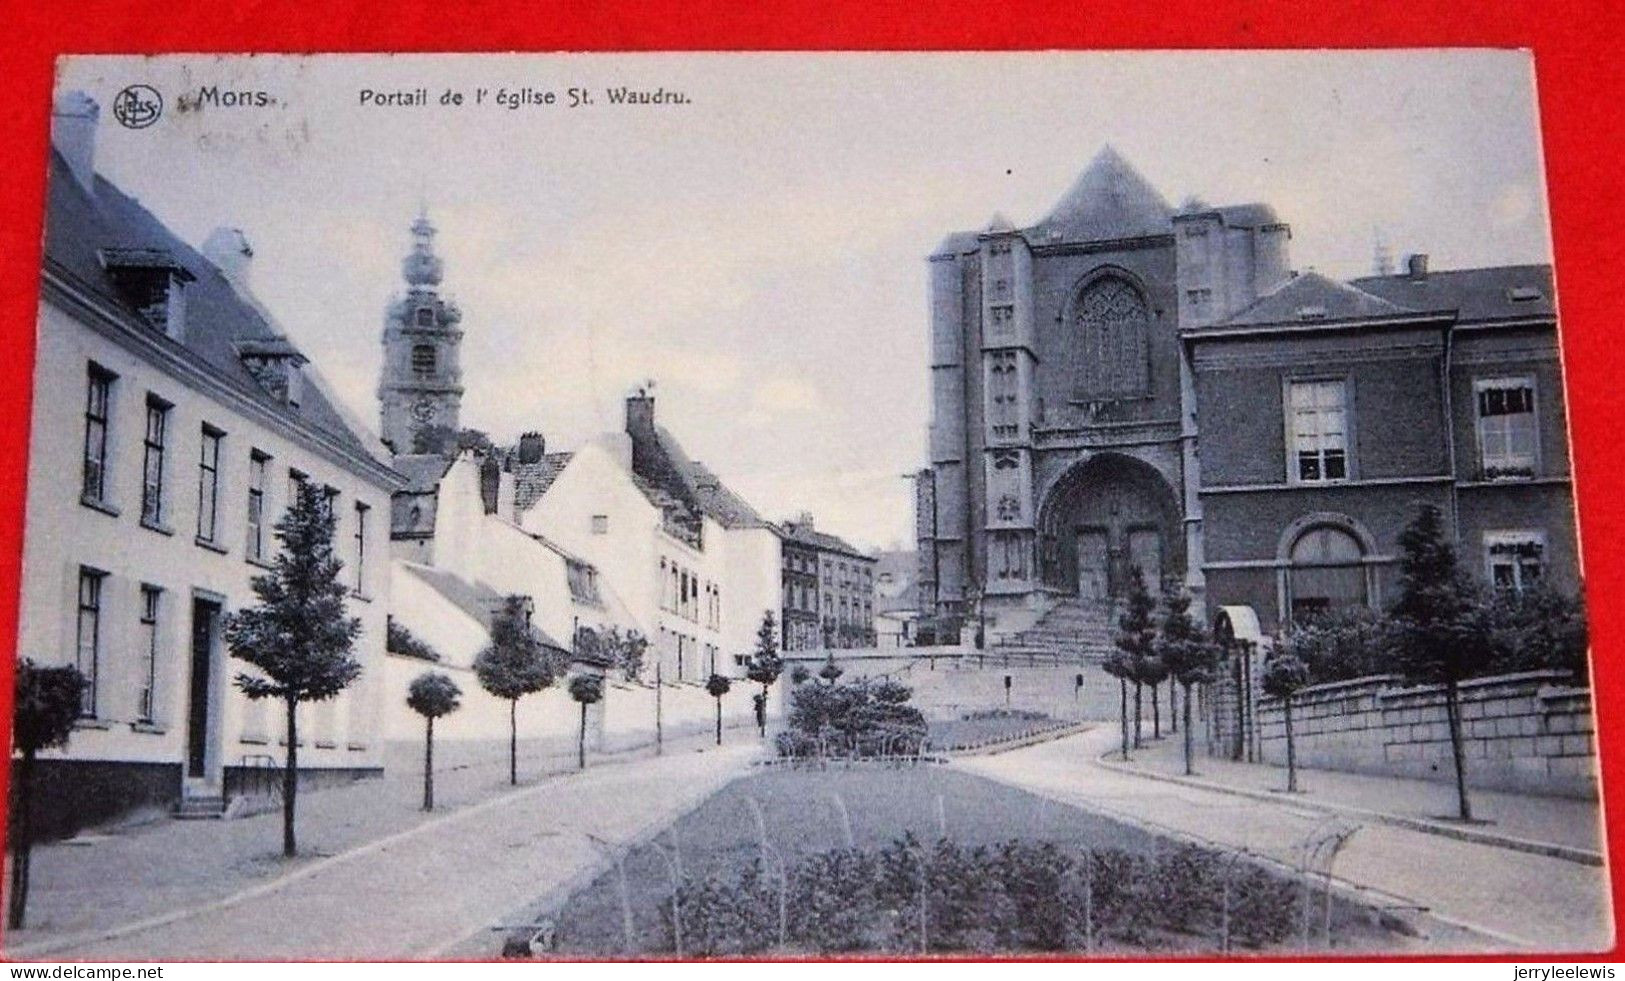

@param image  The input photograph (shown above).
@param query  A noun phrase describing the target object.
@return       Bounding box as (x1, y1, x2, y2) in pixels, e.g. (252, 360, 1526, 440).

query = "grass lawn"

(547, 764, 1404, 957)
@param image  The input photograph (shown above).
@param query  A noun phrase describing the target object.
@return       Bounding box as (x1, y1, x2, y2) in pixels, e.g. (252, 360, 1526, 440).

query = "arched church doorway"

(1038, 454, 1184, 601)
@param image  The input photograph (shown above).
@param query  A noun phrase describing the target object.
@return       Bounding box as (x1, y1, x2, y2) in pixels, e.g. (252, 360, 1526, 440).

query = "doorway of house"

(187, 596, 222, 783)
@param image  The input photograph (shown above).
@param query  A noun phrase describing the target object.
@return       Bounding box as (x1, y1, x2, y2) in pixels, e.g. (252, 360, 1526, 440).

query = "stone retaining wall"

(1241, 669, 1597, 799)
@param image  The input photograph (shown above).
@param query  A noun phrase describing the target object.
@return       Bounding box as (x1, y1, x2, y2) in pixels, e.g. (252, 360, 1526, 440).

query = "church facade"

(916, 148, 1577, 640)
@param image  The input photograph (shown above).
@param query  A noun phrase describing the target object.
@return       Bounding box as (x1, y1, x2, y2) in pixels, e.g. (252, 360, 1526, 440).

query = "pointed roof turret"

(402, 208, 444, 288)
(1040, 145, 1173, 243)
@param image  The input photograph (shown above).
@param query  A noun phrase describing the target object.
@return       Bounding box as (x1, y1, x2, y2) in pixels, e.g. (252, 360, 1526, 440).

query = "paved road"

(17, 743, 757, 960)
(955, 728, 1614, 954)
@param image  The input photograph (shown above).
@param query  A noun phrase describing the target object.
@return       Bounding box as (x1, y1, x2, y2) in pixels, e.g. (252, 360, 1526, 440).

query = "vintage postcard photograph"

(4, 50, 1606, 959)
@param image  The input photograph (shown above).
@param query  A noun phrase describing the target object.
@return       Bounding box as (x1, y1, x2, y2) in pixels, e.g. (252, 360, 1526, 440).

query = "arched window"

(1074, 276, 1150, 399)
(1287, 525, 1368, 621)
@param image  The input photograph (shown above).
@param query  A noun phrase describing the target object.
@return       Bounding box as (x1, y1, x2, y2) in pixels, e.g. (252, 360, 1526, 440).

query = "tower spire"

(380, 209, 464, 455)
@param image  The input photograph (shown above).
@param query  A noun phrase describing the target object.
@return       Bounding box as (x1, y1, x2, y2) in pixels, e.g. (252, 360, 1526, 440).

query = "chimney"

(625, 391, 656, 438)
(51, 91, 99, 193)
(796, 510, 815, 530)
(517, 431, 545, 464)
(202, 227, 254, 292)
(1406, 253, 1429, 280)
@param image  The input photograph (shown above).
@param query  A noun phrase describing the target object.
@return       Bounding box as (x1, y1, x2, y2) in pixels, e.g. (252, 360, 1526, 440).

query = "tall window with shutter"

(142, 396, 171, 525)
(82, 365, 115, 503)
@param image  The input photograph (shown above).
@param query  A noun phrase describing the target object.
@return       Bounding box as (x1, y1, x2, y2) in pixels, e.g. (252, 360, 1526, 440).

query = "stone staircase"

(997, 598, 1119, 661)
(173, 793, 227, 821)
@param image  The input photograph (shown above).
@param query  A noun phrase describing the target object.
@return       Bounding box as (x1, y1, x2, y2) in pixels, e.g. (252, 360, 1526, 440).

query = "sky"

(54, 52, 1552, 552)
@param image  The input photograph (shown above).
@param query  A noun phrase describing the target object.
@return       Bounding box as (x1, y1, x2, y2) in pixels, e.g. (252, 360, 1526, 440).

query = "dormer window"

(1295, 305, 1328, 321)
(1507, 286, 1543, 303)
(100, 248, 194, 339)
(237, 337, 309, 408)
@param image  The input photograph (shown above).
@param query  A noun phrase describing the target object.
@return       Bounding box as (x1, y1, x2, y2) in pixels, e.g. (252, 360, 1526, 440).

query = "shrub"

(637, 835, 1309, 956)
(1482, 582, 1588, 680)
(779, 678, 927, 760)
(1279, 607, 1393, 684)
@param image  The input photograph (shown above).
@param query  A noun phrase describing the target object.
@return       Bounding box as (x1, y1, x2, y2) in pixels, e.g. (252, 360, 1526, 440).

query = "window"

(287, 468, 308, 516)
(141, 397, 171, 525)
(1486, 532, 1545, 592)
(353, 502, 369, 593)
(196, 425, 223, 543)
(1287, 525, 1367, 622)
(415, 307, 434, 327)
(82, 365, 115, 503)
(1476, 377, 1537, 479)
(411, 344, 436, 377)
(246, 451, 270, 560)
(75, 568, 105, 717)
(591, 514, 609, 535)
(1288, 380, 1348, 483)
(1074, 277, 1150, 399)
(138, 585, 161, 723)
(1186, 288, 1212, 305)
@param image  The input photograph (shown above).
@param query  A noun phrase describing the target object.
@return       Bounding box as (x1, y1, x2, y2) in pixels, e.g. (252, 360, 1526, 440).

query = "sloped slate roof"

(1214, 271, 1414, 328)
(778, 521, 871, 561)
(1350, 264, 1555, 324)
(400, 562, 569, 651)
(510, 452, 575, 513)
(1036, 145, 1174, 243)
(42, 152, 386, 469)
(688, 460, 767, 529)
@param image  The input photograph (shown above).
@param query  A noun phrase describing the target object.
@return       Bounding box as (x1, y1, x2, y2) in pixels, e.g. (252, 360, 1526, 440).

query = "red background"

(1, 0, 1622, 960)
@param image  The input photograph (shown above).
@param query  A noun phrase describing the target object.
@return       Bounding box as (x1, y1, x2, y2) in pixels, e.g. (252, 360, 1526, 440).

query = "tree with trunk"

(407, 672, 461, 811)
(706, 673, 733, 745)
(744, 611, 783, 737)
(568, 674, 604, 769)
(1158, 585, 1220, 776)
(8, 660, 87, 929)
(474, 596, 562, 786)
(225, 481, 362, 858)
(1114, 566, 1158, 748)
(1261, 646, 1311, 793)
(1101, 650, 1134, 761)
(1390, 504, 1488, 821)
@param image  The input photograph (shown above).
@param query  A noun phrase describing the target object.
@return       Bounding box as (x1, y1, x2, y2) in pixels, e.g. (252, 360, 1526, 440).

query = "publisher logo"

(112, 85, 163, 129)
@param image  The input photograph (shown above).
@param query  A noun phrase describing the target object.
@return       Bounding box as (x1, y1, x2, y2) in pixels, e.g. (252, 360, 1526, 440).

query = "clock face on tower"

(411, 398, 437, 423)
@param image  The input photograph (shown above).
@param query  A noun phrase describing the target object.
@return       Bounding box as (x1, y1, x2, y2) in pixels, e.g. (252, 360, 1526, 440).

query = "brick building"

(779, 514, 877, 648)
(916, 146, 1577, 642)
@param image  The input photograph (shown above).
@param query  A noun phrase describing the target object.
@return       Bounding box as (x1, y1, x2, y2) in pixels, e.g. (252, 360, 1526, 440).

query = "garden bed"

(926, 710, 1079, 753)
(540, 766, 1408, 957)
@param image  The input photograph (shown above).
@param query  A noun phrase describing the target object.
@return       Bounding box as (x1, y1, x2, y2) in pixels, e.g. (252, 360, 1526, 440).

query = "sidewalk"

(1108, 732, 1605, 860)
(955, 728, 1613, 952)
(5, 724, 763, 959)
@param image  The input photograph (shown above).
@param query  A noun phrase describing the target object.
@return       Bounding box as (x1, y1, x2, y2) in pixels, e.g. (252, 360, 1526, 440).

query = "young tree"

(474, 596, 562, 786)
(568, 674, 604, 770)
(744, 611, 784, 737)
(1159, 586, 1220, 776)
(706, 673, 733, 745)
(1101, 651, 1133, 762)
(407, 672, 462, 811)
(226, 482, 363, 858)
(8, 660, 88, 929)
(1390, 504, 1488, 821)
(1261, 647, 1311, 792)
(1114, 566, 1158, 748)
(1141, 650, 1169, 740)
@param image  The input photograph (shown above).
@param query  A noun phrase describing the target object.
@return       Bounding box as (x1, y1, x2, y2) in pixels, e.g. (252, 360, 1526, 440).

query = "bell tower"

(379, 211, 465, 454)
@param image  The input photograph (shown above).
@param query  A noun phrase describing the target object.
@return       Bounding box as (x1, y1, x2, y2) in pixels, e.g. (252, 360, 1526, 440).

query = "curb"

(1094, 753, 1603, 867)
(944, 722, 1094, 757)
